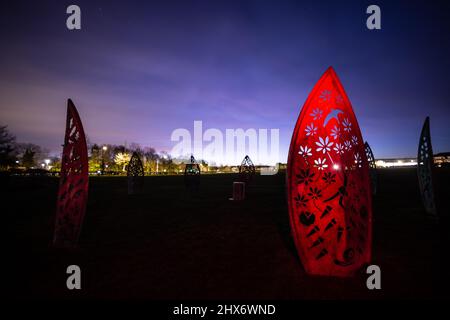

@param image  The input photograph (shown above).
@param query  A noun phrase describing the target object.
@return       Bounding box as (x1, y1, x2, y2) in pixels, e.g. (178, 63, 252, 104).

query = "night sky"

(1, 0, 449, 164)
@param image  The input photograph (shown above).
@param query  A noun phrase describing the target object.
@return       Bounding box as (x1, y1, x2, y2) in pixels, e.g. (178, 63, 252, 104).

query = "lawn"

(7, 168, 450, 299)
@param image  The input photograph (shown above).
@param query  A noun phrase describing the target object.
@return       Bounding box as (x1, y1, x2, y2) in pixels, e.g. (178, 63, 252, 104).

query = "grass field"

(7, 168, 450, 299)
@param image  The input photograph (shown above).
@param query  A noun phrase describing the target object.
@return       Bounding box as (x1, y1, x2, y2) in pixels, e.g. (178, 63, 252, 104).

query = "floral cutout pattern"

(299, 145, 312, 157)
(316, 136, 334, 154)
(310, 108, 323, 120)
(305, 123, 318, 136)
(314, 158, 328, 170)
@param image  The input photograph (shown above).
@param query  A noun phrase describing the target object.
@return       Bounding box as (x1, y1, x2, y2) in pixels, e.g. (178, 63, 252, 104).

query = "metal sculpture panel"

(127, 152, 144, 195)
(239, 155, 256, 183)
(232, 182, 245, 201)
(185, 155, 200, 190)
(417, 117, 437, 216)
(53, 99, 89, 247)
(287, 67, 372, 277)
(364, 142, 377, 195)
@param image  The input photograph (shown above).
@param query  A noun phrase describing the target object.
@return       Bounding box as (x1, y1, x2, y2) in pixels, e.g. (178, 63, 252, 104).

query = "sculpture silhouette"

(127, 152, 144, 195)
(238, 155, 256, 183)
(364, 142, 377, 195)
(417, 117, 437, 216)
(184, 155, 200, 190)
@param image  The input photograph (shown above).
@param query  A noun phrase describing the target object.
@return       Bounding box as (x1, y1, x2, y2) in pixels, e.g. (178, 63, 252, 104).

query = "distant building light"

(374, 158, 419, 168)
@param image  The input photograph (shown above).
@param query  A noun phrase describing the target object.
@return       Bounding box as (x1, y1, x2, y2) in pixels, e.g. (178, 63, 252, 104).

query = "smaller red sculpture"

(53, 99, 89, 247)
(230, 182, 245, 201)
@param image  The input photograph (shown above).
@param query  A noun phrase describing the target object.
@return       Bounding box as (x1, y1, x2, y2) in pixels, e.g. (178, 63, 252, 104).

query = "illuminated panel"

(287, 67, 372, 277)
(53, 99, 89, 247)
(417, 117, 437, 216)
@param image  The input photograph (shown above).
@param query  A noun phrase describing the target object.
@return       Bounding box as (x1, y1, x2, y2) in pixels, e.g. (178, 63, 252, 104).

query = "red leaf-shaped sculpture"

(287, 67, 372, 277)
(417, 117, 437, 216)
(53, 99, 89, 247)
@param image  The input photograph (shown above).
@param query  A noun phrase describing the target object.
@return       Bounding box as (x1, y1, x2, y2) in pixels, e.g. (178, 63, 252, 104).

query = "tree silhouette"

(22, 148, 36, 169)
(0, 125, 17, 169)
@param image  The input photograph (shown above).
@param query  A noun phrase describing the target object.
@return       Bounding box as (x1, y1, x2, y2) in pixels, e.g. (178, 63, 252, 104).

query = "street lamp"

(101, 145, 108, 175)
(44, 159, 50, 169)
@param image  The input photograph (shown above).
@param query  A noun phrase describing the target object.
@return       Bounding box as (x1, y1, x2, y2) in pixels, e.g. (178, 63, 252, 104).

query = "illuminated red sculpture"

(53, 99, 89, 247)
(287, 67, 372, 277)
(417, 117, 437, 216)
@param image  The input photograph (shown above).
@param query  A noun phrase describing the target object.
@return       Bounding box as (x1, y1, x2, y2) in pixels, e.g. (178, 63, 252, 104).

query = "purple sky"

(1, 0, 449, 163)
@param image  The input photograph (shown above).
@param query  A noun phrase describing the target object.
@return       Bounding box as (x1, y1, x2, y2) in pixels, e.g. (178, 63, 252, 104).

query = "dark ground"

(5, 168, 450, 300)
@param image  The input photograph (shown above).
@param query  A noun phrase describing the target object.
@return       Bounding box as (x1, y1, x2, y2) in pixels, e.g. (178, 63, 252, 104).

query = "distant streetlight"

(101, 145, 108, 175)
(44, 159, 51, 170)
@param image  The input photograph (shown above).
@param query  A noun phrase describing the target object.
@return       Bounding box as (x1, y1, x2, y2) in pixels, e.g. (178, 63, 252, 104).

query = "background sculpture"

(238, 155, 256, 184)
(53, 99, 89, 247)
(364, 142, 377, 195)
(127, 152, 144, 195)
(287, 67, 372, 277)
(184, 155, 200, 190)
(417, 117, 437, 216)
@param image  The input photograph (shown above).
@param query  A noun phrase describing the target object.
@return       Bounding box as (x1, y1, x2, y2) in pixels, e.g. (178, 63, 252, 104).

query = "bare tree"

(0, 125, 16, 169)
